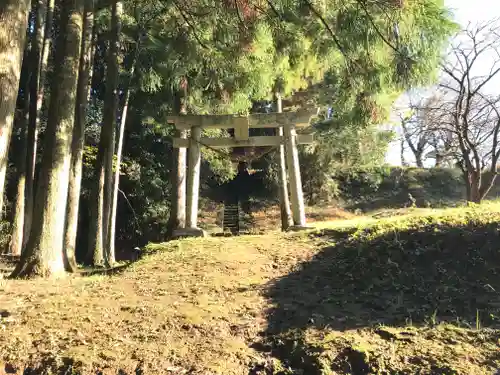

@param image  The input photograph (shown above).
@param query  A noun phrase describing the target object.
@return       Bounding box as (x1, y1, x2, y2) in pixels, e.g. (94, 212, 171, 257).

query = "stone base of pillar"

(171, 227, 207, 239)
(286, 225, 314, 232)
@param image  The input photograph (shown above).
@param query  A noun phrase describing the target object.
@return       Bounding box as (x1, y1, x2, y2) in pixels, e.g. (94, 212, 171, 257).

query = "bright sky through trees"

(385, 0, 500, 166)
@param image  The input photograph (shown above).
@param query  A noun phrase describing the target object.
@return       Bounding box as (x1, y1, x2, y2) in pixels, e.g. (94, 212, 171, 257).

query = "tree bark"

(87, 162, 105, 264)
(8, 48, 31, 256)
(0, 0, 31, 219)
(64, 0, 94, 272)
(415, 153, 424, 168)
(88, 0, 120, 266)
(8, 116, 28, 256)
(275, 92, 293, 230)
(11, 0, 85, 278)
(400, 138, 406, 166)
(108, 58, 135, 264)
(461, 169, 472, 202)
(470, 180, 481, 203)
(465, 170, 482, 203)
(102, 0, 121, 263)
(24, 0, 55, 247)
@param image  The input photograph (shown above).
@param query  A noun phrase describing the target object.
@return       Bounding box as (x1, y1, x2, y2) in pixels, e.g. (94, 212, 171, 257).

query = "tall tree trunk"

(87, 163, 105, 264)
(470, 183, 481, 203)
(8, 112, 28, 256)
(108, 52, 137, 263)
(275, 92, 293, 230)
(64, 0, 94, 272)
(462, 170, 472, 201)
(465, 170, 482, 203)
(88, 0, 120, 266)
(8, 47, 31, 256)
(0, 0, 31, 219)
(102, 0, 121, 264)
(24, 0, 55, 247)
(11, 0, 85, 278)
(108, 74, 131, 263)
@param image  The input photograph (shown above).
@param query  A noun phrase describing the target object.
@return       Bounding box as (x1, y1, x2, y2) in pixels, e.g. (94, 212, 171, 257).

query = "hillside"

(1, 204, 500, 374)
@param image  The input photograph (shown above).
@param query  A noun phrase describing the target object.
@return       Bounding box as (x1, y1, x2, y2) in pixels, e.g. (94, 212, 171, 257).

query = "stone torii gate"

(167, 109, 317, 236)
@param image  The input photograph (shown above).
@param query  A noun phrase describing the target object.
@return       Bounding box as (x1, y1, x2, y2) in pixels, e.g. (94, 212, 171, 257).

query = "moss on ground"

(0, 204, 499, 374)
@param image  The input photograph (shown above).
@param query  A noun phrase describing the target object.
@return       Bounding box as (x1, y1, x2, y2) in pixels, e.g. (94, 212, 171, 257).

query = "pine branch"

(355, 0, 415, 62)
(234, 0, 247, 29)
(301, 0, 360, 75)
(265, 0, 283, 20)
(172, 0, 209, 50)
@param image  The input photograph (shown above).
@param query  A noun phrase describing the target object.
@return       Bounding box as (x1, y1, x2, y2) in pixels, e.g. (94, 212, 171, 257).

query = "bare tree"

(405, 93, 458, 168)
(399, 109, 430, 168)
(434, 20, 500, 202)
(396, 90, 459, 168)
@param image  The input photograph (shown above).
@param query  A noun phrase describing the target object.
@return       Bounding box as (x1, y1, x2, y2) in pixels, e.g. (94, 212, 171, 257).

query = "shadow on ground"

(1, 357, 145, 375)
(0, 248, 143, 278)
(252, 221, 500, 374)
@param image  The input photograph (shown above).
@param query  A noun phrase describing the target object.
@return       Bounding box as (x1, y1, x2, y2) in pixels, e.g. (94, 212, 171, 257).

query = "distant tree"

(398, 94, 453, 168)
(399, 109, 429, 168)
(416, 20, 500, 202)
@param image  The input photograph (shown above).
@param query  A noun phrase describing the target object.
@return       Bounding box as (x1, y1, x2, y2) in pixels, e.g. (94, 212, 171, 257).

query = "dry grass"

(0, 204, 499, 374)
(0, 234, 319, 374)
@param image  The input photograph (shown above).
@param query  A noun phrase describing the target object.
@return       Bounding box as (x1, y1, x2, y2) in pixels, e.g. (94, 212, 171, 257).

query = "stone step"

(223, 204, 240, 233)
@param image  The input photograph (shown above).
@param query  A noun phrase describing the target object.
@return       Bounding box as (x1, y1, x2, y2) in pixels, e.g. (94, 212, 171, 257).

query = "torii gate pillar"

(186, 126, 202, 229)
(284, 123, 306, 227)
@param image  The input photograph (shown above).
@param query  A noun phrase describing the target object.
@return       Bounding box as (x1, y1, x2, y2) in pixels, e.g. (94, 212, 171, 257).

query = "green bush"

(240, 164, 468, 210)
(300, 150, 339, 205)
(332, 167, 466, 210)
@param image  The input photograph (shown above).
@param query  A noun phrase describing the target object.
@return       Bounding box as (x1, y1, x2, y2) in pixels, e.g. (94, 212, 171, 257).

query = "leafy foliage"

(4, 0, 458, 253)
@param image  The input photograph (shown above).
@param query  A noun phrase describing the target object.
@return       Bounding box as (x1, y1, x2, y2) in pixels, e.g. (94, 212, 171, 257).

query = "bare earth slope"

(0, 204, 499, 374)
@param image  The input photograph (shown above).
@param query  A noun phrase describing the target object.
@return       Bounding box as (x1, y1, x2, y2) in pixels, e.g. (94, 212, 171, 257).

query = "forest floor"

(1, 203, 500, 374)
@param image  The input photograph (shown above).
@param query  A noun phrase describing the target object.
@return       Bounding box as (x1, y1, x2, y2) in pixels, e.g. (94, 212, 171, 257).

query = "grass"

(0, 203, 500, 374)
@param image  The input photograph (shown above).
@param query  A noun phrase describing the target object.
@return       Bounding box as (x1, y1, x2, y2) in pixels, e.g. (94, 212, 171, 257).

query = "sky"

(384, 0, 500, 166)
